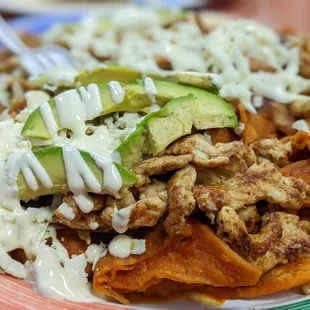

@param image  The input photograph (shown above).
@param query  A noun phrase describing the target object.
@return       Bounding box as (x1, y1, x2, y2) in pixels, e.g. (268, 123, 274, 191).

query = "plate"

(0, 0, 211, 14)
(0, 1, 130, 14)
(2, 12, 310, 310)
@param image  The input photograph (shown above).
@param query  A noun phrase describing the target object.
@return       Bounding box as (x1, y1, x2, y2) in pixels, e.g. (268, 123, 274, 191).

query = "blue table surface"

(9, 13, 83, 34)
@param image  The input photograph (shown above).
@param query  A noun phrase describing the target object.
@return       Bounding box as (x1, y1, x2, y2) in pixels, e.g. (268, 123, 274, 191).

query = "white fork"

(0, 15, 76, 76)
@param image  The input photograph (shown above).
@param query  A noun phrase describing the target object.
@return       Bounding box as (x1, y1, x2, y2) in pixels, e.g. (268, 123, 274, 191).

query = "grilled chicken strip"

(166, 134, 256, 167)
(53, 181, 168, 232)
(193, 162, 308, 220)
(164, 165, 197, 235)
(217, 206, 310, 273)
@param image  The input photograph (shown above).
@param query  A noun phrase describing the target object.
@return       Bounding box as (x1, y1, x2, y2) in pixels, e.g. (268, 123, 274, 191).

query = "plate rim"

(2, 11, 310, 310)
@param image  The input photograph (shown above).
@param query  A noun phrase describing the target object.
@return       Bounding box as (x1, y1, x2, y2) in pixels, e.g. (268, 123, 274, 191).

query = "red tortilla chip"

(281, 159, 310, 184)
(94, 219, 262, 304)
(127, 279, 224, 307)
(206, 128, 238, 144)
(238, 104, 277, 145)
(194, 259, 310, 299)
(292, 131, 310, 152)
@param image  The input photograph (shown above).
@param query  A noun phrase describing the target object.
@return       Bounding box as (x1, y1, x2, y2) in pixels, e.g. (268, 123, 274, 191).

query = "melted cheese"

(292, 119, 310, 132)
(43, 14, 310, 113)
(111, 205, 133, 233)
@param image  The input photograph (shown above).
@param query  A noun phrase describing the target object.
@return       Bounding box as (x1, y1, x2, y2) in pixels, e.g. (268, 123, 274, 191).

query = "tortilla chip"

(281, 159, 310, 184)
(57, 228, 88, 257)
(93, 219, 262, 304)
(127, 279, 224, 307)
(194, 259, 310, 299)
(238, 104, 277, 145)
(292, 131, 310, 152)
(129, 279, 200, 300)
(205, 128, 238, 144)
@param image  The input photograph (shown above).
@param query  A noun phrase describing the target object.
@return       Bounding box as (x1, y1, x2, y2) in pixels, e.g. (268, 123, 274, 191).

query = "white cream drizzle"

(86, 243, 107, 270)
(62, 146, 121, 213)
(111, 205, 133, 234)
(144, 77, 157, 104)
(89, 221, 99, 230)
(108, 81, 125, 104)
(55, 90, 87, 138)
(0, 120, 28, 160)
(0, 156, 143, 302)
(62, 145, 100, 213)
(58, 202, 75, 221)
(26, 227, 107, 303)
(25, 91, 50, 111)
(108, 234, 133, 258)
(6, 151, 53, 192)
(21, 152, 53, 191)
(40, 101, 58, 137)
(79, 84, 103, 119)
(234, 123, 245, 136)
(91, 152, 122, 195)
(108, 234, 146, 258)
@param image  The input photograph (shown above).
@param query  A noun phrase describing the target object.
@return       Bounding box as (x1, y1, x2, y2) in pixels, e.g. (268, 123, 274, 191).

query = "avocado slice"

(77, 67, 219, 93)
(22, 80, 221, 140)
(117, 94, 238, 168)
(157, 8, 187, 27)
(17, 146, 138, 201)
(32, 66, 219, 93)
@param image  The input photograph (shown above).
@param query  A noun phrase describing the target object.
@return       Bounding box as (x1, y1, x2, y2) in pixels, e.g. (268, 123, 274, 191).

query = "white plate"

(0, 0, 131, 14)
(0, 0, 213, 14)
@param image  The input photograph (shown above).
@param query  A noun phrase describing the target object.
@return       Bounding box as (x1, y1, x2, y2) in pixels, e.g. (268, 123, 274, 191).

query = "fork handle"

(0, 15, 29, 54)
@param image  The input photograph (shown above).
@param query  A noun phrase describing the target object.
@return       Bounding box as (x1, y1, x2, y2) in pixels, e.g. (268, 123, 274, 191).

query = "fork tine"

(20, 54, 45, 76)
(46, 52, 66, 66)
(34, 53, 53, 71)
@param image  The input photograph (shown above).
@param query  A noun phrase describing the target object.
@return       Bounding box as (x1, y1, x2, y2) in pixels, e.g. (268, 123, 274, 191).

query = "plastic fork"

(0, 15, 76, 76)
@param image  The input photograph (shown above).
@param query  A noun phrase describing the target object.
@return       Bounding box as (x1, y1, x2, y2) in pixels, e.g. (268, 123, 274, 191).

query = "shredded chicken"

(249, 57, 276, 73)
(217, 207, 310, 273)
(252, 138, 292, 166)
(154, 55, 172, 70)
(301, 281, 310, 295)
(76, 230, 92, 245)
(164, 165, 197, 235)
(193, 162, 308, 221)
(195, 155, 248, 185)
(166, 134, 256, 168)
(237, 205, 260, 234)
(0, 55, 19, 73)
(290, 99, 310, 118)
(8, 98, 27, 118)
(53, 182, 168, 231)
(295, 34, 310, 79)
(194, 12, 209, 35)
(105, 190, 136, 211)
(132, 154, 192, 187)
(262, 101, 295, 134)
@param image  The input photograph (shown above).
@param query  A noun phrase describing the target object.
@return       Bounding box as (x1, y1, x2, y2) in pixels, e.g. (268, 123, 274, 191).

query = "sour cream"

(108, 81, 125, 104)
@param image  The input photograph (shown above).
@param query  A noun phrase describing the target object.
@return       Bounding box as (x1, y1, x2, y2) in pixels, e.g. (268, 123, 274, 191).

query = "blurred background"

(0, 0, 309, 32)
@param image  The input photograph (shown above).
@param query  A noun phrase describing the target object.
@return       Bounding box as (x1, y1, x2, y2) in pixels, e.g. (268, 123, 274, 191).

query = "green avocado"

(117, 94, 238, 168)
(18, 146, 138, 201)
(77, 67, 219, 93)
(32, 66, 219, 93)
(22, 80, 221, 140)
(157, 8, 187, 26)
